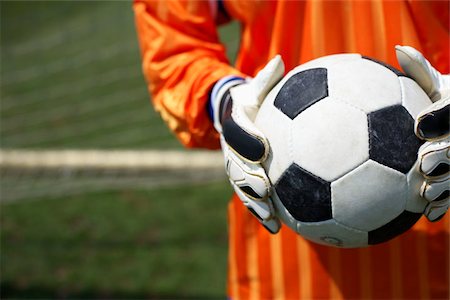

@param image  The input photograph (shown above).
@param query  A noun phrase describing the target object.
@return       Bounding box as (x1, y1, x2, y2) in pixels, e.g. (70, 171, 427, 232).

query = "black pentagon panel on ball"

(368, 211, 422, 245)
(274, 163, 332, 222)
(362, 56, 407, 77)
(368, 105, 423, 174)
(274, 68, 328, 120)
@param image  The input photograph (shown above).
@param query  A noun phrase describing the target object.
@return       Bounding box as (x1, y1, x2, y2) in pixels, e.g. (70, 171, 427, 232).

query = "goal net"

(1, 1, 239, 203)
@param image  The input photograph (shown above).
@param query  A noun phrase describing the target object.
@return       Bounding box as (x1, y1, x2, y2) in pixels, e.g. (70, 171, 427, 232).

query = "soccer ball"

(254, 54, 432, 248)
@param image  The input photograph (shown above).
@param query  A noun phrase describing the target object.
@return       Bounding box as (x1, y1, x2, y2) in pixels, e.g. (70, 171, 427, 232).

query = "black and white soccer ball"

(254, 54, 432, 248)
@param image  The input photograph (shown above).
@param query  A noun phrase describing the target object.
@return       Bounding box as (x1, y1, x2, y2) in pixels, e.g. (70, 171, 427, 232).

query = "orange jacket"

(134, 1, 449, 299)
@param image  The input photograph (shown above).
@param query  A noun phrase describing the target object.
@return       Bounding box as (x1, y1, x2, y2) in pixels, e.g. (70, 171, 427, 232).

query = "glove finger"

(424, 199, 449, 222)
(224, 141, 270, 199)
(420, 174, 450, 203)
(234, 186, 271, 220)
(253, 55, 285, 103)
(418, 139, 450, 177)
(395, 45, 440, 99)
(261, 216, 282, 234)
(234, 185, 281, 234)
(415, 99, 450, 140)
(247, 205, 282, 234)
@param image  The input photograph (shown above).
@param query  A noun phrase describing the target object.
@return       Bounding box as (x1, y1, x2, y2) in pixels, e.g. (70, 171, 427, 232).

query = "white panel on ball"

(255, 95, 294, 183)
(399, 77, 433, 121)
(290, 97, 369, 182)
(297, 219, 368, 248)
(331, 160, 407, 231)
(327, 58, 402, 113)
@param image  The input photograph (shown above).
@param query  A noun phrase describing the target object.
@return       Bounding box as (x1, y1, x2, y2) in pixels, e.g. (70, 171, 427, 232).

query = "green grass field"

(2, 183, 233, 299)
(1, 1, 240, 298)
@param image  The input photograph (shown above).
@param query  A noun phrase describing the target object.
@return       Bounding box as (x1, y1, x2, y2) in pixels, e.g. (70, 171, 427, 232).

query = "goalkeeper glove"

(396, 45, 449, 221)
(209, 56, 285, 233)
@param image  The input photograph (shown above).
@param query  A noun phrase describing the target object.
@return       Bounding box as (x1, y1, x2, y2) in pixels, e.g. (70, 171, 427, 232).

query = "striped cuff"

(208, 75, 245, 123)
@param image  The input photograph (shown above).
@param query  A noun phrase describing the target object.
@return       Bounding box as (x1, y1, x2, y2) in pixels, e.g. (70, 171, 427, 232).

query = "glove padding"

(211, 56, 285, 233)
(396, 45, 450, 221)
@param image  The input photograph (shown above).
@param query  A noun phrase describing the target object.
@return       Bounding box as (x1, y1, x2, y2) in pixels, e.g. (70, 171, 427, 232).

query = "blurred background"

(1, 1, 240, 298)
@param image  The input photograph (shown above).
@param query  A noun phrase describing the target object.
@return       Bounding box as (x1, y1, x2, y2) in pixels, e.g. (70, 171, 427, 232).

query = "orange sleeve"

(133, 0, 245, 149)
(406, 0, 450, 74)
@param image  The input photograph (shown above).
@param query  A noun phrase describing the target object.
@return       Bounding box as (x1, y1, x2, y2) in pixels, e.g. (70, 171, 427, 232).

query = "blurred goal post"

(0, 149, 223, 171)
(0, 149, 226, 203)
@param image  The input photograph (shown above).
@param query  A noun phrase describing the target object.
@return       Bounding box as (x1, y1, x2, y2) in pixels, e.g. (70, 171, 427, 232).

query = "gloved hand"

(396, 45, 450, 221)
(210, 56, 285, 233)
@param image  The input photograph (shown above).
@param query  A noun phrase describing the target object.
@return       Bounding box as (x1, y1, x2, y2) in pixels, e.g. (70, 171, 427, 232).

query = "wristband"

(207, 75, 245, 122)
